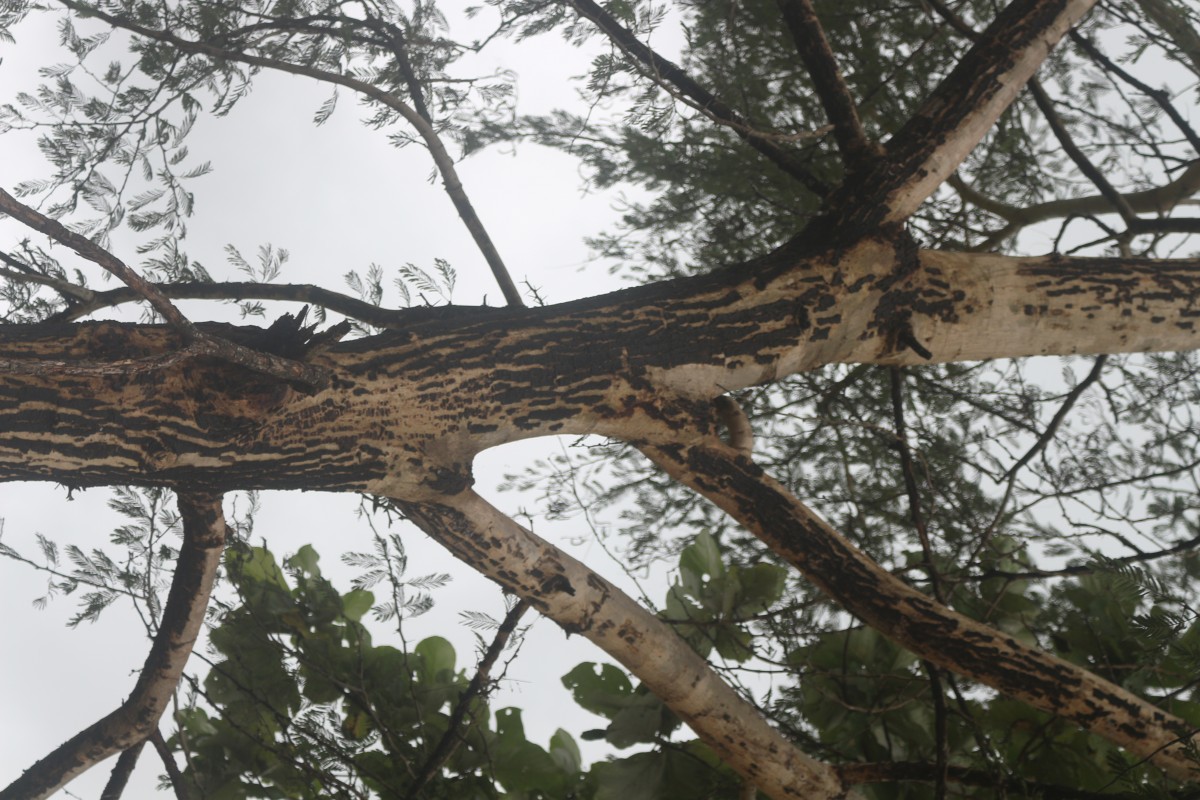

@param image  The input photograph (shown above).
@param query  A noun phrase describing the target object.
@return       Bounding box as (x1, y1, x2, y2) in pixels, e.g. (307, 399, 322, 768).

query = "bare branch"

(98, 742, 145, 800)
(641, 440, 1200, 779)
(0, 492, 227, 800)
(1027, 79, 1139, 226)
(405, 598, 530, 800)
(148, 730, 194, 800)
(395, 489, 854, 800)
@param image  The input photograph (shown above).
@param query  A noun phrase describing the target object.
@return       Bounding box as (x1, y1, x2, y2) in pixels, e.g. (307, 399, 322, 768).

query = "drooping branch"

(813, 0, 1097, 234)
(0, 492, 228, 800)
(560, 0, 829, 196)
(395, 489, 855, 800)
(640, 439, 1200, 780)
(59, 0, 525, 308)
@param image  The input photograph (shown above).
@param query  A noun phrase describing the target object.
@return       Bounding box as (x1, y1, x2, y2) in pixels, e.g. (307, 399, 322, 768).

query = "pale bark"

(0, 493, 226, 800)
(1, 242, 1197, 490)
(396, 490, 854, 800)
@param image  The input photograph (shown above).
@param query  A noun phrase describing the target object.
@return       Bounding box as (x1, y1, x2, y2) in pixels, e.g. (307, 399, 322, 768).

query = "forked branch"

(0, 492, 227, 800)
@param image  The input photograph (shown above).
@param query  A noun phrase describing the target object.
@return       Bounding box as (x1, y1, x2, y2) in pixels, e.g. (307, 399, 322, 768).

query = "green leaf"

(680, 531, 724, 583)
(416, 636, 456, 681)
(285, 543, 321, 577)
(549, 728, 581, 775)
(562, 662, 633, 719)
(593, 752, 665, 800)
(341, 588, 374, 622)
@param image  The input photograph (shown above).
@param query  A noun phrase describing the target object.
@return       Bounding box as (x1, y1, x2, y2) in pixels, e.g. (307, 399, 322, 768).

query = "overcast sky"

(0, 7, 689, 797)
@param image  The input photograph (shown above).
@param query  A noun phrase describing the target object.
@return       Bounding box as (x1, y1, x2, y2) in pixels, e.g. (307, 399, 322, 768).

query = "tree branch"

(811, 0, 1097, 235)
(560, 0, 829, 196)
(59, 0, 525, 308)
(0, 188, 331, 387)
(404, 598, 530, 800)
(774, 0, 876, 166)
(149, 729, 194, 800)
(394, 489, 855, 800)
(98, 741, 145, 800)
(640, 440, 1199, 780)
(0, 492, 227, 800)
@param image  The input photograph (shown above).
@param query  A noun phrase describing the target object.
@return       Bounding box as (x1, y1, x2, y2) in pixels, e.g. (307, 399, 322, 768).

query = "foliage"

(1, 0, 1200, 797)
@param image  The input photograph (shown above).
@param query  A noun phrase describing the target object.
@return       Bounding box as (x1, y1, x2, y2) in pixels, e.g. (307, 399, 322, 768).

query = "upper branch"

(1, 492, 227, 800)
(810, 0, 1097, 237)
(774, 0, 877, 167)
(561, 0, 829, 196)
(59, 0, 525, 308)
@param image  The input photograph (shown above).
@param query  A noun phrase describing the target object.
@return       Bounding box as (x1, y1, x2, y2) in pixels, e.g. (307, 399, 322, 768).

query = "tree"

(1, 0, 1200, 797)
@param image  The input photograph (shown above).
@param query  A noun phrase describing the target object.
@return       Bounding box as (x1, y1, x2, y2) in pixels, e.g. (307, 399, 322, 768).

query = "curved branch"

(395, 489, 855, 800)
(640, 440, 1199, 780)
(0, 492, 227, 800)
(59, 0, 525, 308)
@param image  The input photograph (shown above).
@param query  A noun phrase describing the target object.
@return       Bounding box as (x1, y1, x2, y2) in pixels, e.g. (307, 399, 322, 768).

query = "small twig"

(1002, 355, 1107, 481)
(404, 598, 530, 799)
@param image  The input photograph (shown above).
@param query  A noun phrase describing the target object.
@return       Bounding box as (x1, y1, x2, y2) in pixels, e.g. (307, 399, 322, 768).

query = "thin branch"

(0, 187, 331, 386)
(149, 729, 194, 800)
(1068, 30, 1200, 153)
(970, 531, 1200, 582)
(0, 186, 194, 333)
(98, 742, 145, 800)
(1003, 354, 1107, 481)
(1027, 79, 1139, 226)
(0, 492, 227, 800)
(58, 0, 524, 307)
(404, 598, 530, 800)
(774, 0, 876, 166)
(46, 280, 407, 326)
(560, 0, 829, 195)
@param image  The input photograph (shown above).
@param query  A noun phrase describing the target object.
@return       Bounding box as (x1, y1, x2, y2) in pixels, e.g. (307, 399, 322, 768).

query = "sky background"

(0, 6, 693, 797)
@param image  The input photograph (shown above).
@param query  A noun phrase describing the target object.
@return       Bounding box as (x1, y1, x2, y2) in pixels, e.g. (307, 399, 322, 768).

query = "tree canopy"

(2, 0, 1200, 798)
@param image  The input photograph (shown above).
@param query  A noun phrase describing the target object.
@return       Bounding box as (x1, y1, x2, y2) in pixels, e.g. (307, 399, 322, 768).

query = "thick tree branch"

(812, 0, 1096, 235)
(60, 0, 525, 308)
(0, 188, 331, 387)
(774, 0, 876, 166)
(2, 243, 1199, 490)
(395, 489, 855, 800)
(0, 492, 227, 800)
(640, 440, 1199, 779)
(560, 0, 829, 196)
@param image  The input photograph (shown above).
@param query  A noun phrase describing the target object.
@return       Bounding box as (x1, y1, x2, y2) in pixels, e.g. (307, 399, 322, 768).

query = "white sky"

(0, 7, 686, 797)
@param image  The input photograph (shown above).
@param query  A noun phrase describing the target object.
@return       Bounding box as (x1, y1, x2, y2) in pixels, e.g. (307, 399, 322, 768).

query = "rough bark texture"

(398, 491, 854, 800)
(641, 440, 1200, 780)
(2, 241, 1197, 492)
